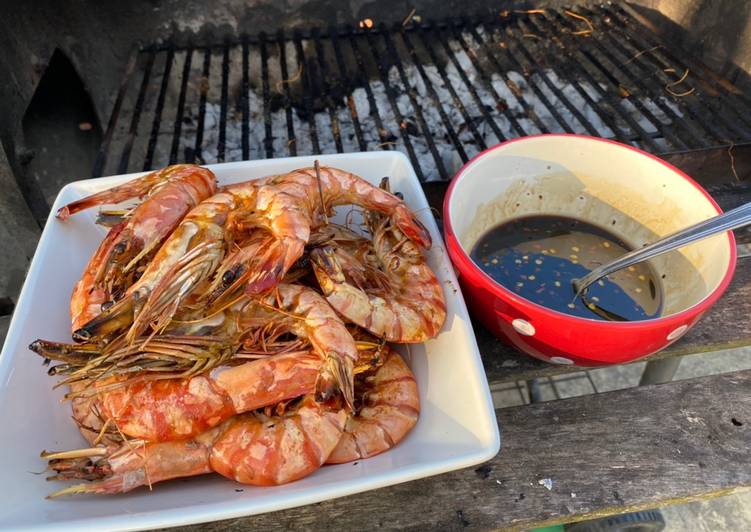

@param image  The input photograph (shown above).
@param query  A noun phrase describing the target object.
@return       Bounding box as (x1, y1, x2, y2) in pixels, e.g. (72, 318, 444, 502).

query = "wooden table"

(2, 145, 750, 531)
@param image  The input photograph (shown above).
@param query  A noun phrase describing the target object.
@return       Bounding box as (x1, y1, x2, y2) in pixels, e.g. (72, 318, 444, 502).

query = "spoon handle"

(574, 201, 751, 295)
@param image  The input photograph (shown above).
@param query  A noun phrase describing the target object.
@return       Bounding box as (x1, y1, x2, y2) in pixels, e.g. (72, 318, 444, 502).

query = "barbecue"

(2, 1, 751, 530)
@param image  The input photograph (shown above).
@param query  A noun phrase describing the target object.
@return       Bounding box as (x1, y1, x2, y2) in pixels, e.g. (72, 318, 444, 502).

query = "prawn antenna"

(314, 160, 329, 225)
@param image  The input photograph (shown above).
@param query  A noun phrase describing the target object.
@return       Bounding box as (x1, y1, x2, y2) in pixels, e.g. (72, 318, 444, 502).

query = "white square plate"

(0, 152, 499, 531)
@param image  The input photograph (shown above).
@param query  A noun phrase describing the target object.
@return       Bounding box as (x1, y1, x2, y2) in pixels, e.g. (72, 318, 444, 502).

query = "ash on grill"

(185, 46, 681, 180)
(96, 6, 751, 182)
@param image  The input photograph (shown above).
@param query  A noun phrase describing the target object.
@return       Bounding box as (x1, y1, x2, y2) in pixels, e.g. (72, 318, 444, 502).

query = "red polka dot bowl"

(443, 134, 736, 366)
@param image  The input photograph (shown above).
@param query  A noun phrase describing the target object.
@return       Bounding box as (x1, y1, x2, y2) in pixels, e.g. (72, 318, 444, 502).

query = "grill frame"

(91, 5, 751, 184)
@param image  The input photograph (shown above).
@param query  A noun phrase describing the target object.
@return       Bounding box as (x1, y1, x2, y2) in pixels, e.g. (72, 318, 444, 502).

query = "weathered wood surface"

(0, 143, 41, 307)
(661, 144, 751, 186)
(170, 370, 751, 532)
(425, 175, 751, 386)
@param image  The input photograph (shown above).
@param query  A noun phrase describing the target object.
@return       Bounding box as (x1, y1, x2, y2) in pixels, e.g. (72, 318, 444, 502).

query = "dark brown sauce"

(470, 215, 662, 321)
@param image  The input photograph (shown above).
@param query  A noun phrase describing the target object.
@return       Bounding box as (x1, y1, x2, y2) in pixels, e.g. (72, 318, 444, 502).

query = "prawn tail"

(243, 238, 305, 296)
(393, 206, 431, 249)
(55, 167, 172, 220)
(47, 483, 103, 498)
(309, 246, 347, 292)
(45, 459, 148, 498)
(42, 447, 113, 496)
(317, 354, 355, 412)
(44, 432, 217, 496)
(44, 459, 126, 498)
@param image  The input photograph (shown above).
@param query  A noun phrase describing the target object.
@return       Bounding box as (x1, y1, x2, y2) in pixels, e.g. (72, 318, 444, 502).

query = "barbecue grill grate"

(92, 3, 751, 183)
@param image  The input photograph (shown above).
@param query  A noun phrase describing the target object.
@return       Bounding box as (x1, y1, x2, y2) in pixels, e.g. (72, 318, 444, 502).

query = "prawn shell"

(97, 351, 324, 442)
(97, 375, 236, 442)
(326, 350, 420, 464)
(210, 398, 346, 486)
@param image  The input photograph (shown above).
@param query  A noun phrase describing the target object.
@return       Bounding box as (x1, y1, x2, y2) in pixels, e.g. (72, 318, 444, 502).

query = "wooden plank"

(0, 143, 41, 306)
(660, 143, 751, 186)
(172, 370, 751, 532)
(424, 170, 751, 385)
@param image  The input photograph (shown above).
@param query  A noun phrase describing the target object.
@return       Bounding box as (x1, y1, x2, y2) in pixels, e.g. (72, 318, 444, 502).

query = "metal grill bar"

(277, 30, 297, 156)
(118, 53, 155, 173)
(514, 15, 630, 141)
(577, 10, 720, 145)
(293, 31, 320, 154)
(616, 3, 751, 122)
(191, 49, 211, 164)
(520, 14, 661, 151)
(312, 28, 344, 154)
(217, 45, 230, 162)
(550, 14, 688, 150)
(465, 20, 549, 134)
(380, 27, 450, 179)
(241, 40, 250, 160)
(512, 15, 621, 139)
(412, 26, 486, 152)
(450, 24, 525, 138)
(489, 22, 576, 134)
(437, 25, 505, 144)
(94, 7, 751, 183)
(330, 26, 367, 152)
(259, 33, 273, 159)
(359, 30, 425, 179)
(600, 14, 737, 143)
(346, 31, 392, 152)
(544, 11, 678, 148)
(606, 5, 751, 140)
(564, 9, 706, 148)
(169, 49, 193, 164)
(143, 50, 174, 170)
(398, 28, 469, 164)
(508, 18, 602, 137)
(117, 51, 153, 174)
(92, 53, 137, 177)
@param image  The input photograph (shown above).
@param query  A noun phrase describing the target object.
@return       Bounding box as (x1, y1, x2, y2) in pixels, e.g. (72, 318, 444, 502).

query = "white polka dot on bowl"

(549, 356, 574, 365)
(667, 325, 688, 341)
(512, 319, 535, 336)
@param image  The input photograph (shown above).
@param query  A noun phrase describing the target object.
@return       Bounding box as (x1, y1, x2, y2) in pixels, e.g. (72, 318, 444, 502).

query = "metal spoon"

(572, 201, 751, 298)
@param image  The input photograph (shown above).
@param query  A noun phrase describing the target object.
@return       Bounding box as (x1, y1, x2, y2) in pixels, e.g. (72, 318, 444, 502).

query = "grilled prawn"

(327, 348, 419, 463)
(43, 395, 346, 495)
(72, 191, 235, 343)
(310, 180, 446, 343)
(209, 166, 432, 304)
(63, 165, 217, 331)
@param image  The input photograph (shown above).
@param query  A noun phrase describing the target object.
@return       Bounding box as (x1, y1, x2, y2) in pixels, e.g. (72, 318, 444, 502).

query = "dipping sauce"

(469, 215, 662, 321)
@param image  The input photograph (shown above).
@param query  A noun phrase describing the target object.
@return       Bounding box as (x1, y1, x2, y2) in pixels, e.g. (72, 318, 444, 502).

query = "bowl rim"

(442, 133, 737, 327)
